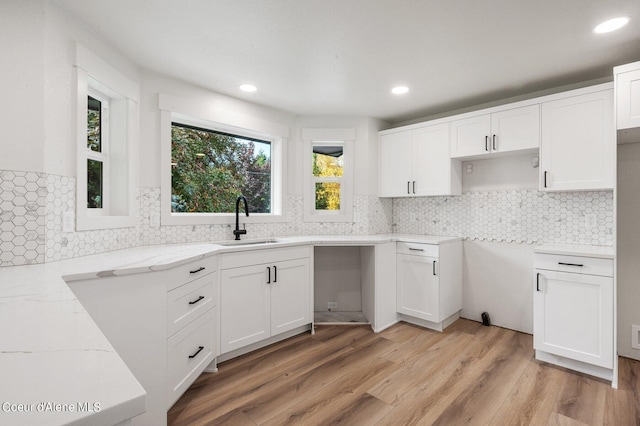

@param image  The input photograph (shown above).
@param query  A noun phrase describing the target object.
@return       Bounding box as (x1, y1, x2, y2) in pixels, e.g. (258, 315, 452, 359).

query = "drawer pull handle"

(273, 265, 277, 283)
(485, 136, 489, 151)
(558, 262, 584, 267)
(492, 134, 497, 150)
(188, 346, 205, 359)
(433, 260, 437, 276)
(267, 266, 271, 284)
(407, 181, 410, 194)
(189, 296, 205, 305)
(536, 273, 541, 292)
(190, 267, 206, 274)
(412, 181, 416, 194)
(409, 248, 424, 252)
(543, 171, 548, 188)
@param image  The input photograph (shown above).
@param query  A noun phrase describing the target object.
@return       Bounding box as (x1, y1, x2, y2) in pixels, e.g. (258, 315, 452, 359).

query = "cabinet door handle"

(190, 266, 205, 274)
(267, 266, 271, 284)
(188, 346, 205, 359)
(273, 265, 277, 283)
(543, 171, 548, 188)
(558, 262, 584, 267)
(433, 260, 437, 276)
(409, 248, 424, 252)
(188, 295, 205, 305)
(485, 136, 489, 151)
(492, 134, 496, 151)
(536, 273, 541, 292)
(407, 181, 410, 194)
(412, 181, 416, 194)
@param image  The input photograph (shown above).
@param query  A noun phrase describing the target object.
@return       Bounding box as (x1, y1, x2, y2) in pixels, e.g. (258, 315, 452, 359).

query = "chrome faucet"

(233, 195, 249, 240)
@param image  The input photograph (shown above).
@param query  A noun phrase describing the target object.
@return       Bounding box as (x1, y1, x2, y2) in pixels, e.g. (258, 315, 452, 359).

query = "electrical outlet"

(150, 213, 160, 228)
(327, 302, 337, 311)
(62, 210, 75, 233)
(632, 325, 640, 350)
(584, 214, 597, 228)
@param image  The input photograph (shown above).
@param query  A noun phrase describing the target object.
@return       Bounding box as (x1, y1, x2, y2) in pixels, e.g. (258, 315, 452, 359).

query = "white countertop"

(533, 243, 615, 259)
(0, 233, 599, 425)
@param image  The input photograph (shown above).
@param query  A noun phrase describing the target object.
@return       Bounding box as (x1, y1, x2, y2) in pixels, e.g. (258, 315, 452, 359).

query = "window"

(170, 123, 272, 214)
(87, 93, 108, 211)
(312, 144, 343, 211)
(75, 44, 139, 230)
(302, 128, 354, 222)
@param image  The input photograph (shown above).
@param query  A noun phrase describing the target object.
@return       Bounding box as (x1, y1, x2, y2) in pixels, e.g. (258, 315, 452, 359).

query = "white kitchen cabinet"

(615, 61, 640, 130)
(540, 88, 614, 191)
(450, 104, 539, 158)
(68, 255, 218, 425)
(379, 122, 461, 197)
(533, 250, 614, 382)
(219, 246, 311, 354)
(396, 240, 462, 331)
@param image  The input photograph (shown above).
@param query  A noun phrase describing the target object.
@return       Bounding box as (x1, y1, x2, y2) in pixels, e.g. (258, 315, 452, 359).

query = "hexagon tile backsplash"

(0, 170, 46, 266)
(0, 168, 614, 267)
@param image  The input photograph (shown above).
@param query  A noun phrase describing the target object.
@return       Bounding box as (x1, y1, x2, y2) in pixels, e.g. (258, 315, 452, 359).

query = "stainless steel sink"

(217, 239, 285, 247)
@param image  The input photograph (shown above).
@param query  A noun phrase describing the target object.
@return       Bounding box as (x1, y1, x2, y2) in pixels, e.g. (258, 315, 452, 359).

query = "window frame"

(160, 111, 285, 225)
(74, 43, 139, 231)
(302, 128, 355, 223)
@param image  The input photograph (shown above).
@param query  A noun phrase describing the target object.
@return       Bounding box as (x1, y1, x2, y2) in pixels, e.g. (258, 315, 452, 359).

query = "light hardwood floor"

(168, 320, 640, 425)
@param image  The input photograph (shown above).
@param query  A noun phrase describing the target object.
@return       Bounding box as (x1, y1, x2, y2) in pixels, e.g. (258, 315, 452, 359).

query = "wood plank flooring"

(168, 320, 640, 425)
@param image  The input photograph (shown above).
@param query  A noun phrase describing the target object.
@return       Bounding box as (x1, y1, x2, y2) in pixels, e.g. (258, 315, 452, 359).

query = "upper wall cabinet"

(615, 61, 640, 130)
(450, 104, 540, 159)
(540, 88, 614, 191)
(379, 123, 461, 198)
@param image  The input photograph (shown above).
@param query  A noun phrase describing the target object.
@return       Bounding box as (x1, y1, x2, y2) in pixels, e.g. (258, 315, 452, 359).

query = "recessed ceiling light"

(392, 86, 409, 95)
(594, 17, 629, 33)
(239, 84, 257, 92)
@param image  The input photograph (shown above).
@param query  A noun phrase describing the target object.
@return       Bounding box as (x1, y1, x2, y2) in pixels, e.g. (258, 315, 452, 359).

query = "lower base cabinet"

(68, 256, 218, 426)
(533, 251, 614, 381)
(220, 246, 312, 355)
(396, 240, 462, 331)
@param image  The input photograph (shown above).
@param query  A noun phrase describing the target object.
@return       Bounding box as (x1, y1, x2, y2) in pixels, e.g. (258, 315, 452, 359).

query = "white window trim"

(302, 128, 355, 223)
(160, 110, 286, 225)
(75, 44, 139, 231)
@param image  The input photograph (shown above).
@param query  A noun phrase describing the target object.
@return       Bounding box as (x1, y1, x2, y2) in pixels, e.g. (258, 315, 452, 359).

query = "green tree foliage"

(171, 125, 271, 213)
(313, 152, 342, 210)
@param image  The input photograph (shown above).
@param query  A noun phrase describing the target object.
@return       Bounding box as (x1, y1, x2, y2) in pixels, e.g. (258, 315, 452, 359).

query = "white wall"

(461, 240, 534, 333)
(617, 142, 640, 360)
(462, 153, 539, 191)
(0, 0, 45, 173)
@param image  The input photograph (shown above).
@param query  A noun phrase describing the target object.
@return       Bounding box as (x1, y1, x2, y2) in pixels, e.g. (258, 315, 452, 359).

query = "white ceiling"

(55, 0, 640, 124)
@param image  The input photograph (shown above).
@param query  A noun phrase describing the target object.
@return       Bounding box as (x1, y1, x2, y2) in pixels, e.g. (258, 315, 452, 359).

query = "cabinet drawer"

(220, 245, 310, 270)
(397, 242, 439, 258)
(160, 256, 217, 291)
(534, 253, 613, 277)
(167, 273, 217, 337)
(167, 308, 216, 408)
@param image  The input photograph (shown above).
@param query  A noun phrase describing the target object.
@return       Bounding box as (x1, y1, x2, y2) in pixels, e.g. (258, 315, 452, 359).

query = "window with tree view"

(87, 94, 107, 209)
(312, 145, 343, 211)
(171, 123, 272, 214)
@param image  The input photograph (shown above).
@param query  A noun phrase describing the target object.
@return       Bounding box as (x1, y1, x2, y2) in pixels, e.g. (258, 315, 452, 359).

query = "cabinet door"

(450, 114, 491, 158)
(412, 123, 455, 196)
(617, 67, 640, 129)
(396, 254, 440, 322)
(270, 258, 310, 336)
(540, 90, 614, 191)
(533, 270, 613, 368)
(379, 131, 413, 197)
(220, 265, 271, 354)
(490, 105, 540, 153)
